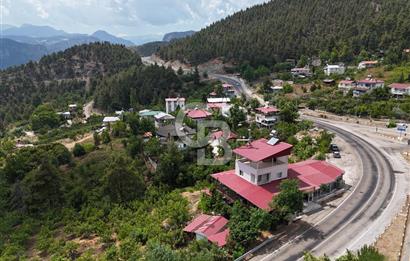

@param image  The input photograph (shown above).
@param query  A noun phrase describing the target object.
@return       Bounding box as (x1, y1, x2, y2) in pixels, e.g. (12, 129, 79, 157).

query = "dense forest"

(0, 43, 141, 129)
(159, 0, 410, 66)
(94, 64, 182, 111)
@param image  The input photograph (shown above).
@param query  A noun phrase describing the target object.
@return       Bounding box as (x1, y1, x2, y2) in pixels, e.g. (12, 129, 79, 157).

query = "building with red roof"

(255, 106, 280, 128)
(356, 78, 384, 90)
(211, 138, 345, 211)
(389, 83, 410, 96)
(183, 214, 229, 247)
(186, 108, 212, 121)
(358, 61, 378, 70)
(338, 80, 356, 93)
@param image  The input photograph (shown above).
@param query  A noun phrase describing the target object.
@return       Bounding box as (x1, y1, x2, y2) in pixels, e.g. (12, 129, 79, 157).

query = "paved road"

(251, 120, 396, 261)
(210, 74, 265, 104)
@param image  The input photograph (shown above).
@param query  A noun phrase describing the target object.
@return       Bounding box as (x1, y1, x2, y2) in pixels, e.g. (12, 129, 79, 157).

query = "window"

(277, 172, 283, 178)
(251, 174, 255, 183)
(265, 173, 270, 182)
(257, 175, 262, 182)
(239, 170, 243, 176)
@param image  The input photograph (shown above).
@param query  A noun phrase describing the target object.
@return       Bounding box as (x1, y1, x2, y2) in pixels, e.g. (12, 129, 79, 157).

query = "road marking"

(259, 121, 367, 261)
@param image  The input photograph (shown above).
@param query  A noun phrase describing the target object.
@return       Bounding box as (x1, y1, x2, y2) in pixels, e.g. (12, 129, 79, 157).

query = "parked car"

(333, 151, 341, 158)
(330, 144, 339, 152)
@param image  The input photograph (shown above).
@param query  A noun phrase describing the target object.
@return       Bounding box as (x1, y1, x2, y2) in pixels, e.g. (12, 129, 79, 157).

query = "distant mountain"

(133, 41, 169, 57)
(3, 24, 68, 38)
(163, 31, 195, 42)
(123, 34, 163, 45)
(160, 0, 410, 66)
(92, 30, 134, 46)
(0, 24, 16, 30)
(0, 24, 136, 69)
(0, 38, 48, 69)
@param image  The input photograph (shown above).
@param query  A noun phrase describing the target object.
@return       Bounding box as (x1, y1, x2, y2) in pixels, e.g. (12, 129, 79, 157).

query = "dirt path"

(60, 133, 94, 150)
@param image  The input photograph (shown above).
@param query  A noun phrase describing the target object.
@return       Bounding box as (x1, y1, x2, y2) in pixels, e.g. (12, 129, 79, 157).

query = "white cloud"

(3, 0, 268, 35)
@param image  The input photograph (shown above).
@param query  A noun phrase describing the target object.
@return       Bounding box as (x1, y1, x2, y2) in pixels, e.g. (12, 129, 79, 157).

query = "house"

(57, 111, 72, 120)
(358, 61, 378, 70)
(209, 130, 238, 155)
(338, 80, 356, 93)
(207, 97, 231, 111)
(183, 214, 229, 247)
(291, 67, 311, 77)
(211, 138, 344, 210)
(186, 108, 212, 121)
(68, 104, 77, 112)
(388, 83, 410, 96)
(154, 112, 175, 128)
(356, 78, 384, 90)
(156, 124, 195, 149)
(165, 98, 186, 114)
(139, 109, 162, 118)
(270, 86, 283, 93)
(324, 64, 345, 76)
(102, 116, 120, 124)
(255, 106, 280, 128)
(222, 84, 236, 97)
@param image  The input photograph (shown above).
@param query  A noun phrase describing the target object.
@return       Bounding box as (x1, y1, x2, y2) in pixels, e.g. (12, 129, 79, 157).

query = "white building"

(103, 116, 120, 125)
(389, 83, 410, 96)
(358, 61, 378, 70)
(324, 64, 345, 76)
(356, 79, 384, 90)
(291, 67, 311, 77)
(165, 98, 186, 114)
(255, 106, 280, 128)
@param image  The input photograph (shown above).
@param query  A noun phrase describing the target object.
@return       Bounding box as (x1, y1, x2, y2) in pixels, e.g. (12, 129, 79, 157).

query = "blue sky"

(0, 0, 268, 37)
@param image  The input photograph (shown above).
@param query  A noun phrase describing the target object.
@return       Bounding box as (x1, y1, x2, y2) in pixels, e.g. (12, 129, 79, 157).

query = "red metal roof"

(357, 79, 384, 84)
(210, 130, 237, 140)
(339, 80, 355, 84)
(233, 138, 293, 162)
(389, 83, 410, 90)
(207, 103, 226, 109)
(256, 106, 280, 114)
(186, 109, 212, 119)
(208, 228, 229, 247)
(183, 214, 228, 237)
(211, 160, 344, 210)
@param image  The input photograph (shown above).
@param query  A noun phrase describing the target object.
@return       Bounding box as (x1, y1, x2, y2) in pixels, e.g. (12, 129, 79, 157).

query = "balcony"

(236, 158, 287, 177)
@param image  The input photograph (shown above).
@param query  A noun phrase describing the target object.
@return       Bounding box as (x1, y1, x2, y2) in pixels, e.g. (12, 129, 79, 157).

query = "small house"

(291, 67, 312, 77)
(183, 214, 229, 247)
(389, 83, 410, 96)
(338, 80, 356, 93)
(186, 108, 212, 121)
(154, 112, 175, 128)
(356, 78, 384, 90)
(324, 64, 345, 76)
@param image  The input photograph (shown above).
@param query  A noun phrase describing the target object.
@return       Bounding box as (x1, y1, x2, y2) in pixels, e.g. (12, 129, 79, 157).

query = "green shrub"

(72, 144, 86, 157)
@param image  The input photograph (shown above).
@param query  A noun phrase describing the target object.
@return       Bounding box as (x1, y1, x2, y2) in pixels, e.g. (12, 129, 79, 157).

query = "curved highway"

(250, 120, 396, 260)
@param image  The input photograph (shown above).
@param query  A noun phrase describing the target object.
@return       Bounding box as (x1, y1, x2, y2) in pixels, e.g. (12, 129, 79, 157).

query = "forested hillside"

(159, 0, 410, 66)
(94, 64, 182, 111)
(0, 43, 141, 128)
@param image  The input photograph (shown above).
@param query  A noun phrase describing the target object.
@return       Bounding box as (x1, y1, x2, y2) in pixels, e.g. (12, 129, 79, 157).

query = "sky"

(0, 0, 268, 37)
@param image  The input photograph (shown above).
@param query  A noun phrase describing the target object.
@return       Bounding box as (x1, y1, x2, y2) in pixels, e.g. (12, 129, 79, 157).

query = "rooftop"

(357, 79, 384, 84)
(156, 124, 195, 138)
(183, 214, 229, 247)
(139, 110, 162, 117)
(166, 97, 186, 102)
(103, 116, 120, 123)
(210, 130, 237, 140)
(389, 83, 410, 90)
(212, 160, 344, 210)
(256, 106, 280, 114)
(207, 97, 231, 103)
(233, 138, 293, 162)
(154, 112, 175, 121)
(186, 109, 212, 119)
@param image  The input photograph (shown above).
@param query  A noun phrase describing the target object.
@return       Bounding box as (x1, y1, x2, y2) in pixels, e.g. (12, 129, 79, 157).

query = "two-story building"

(291, 67, 312, 77)
(324, 64, 345, 76)
(165, 97, 186, 114)
(338, 80, 356, 93)
(211, 138, 344, 210)
(186, 108, 212, 121)
(154, 112, 175, 128)
(255, 106, 280, 128)
(388, 83, 410, 97)
(222, 84, 236, 97)
(356, 78, 384, 89)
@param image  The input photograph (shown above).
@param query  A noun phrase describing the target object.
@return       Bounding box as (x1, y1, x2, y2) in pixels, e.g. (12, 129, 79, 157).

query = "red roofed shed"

(183, 214, 229, 247)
